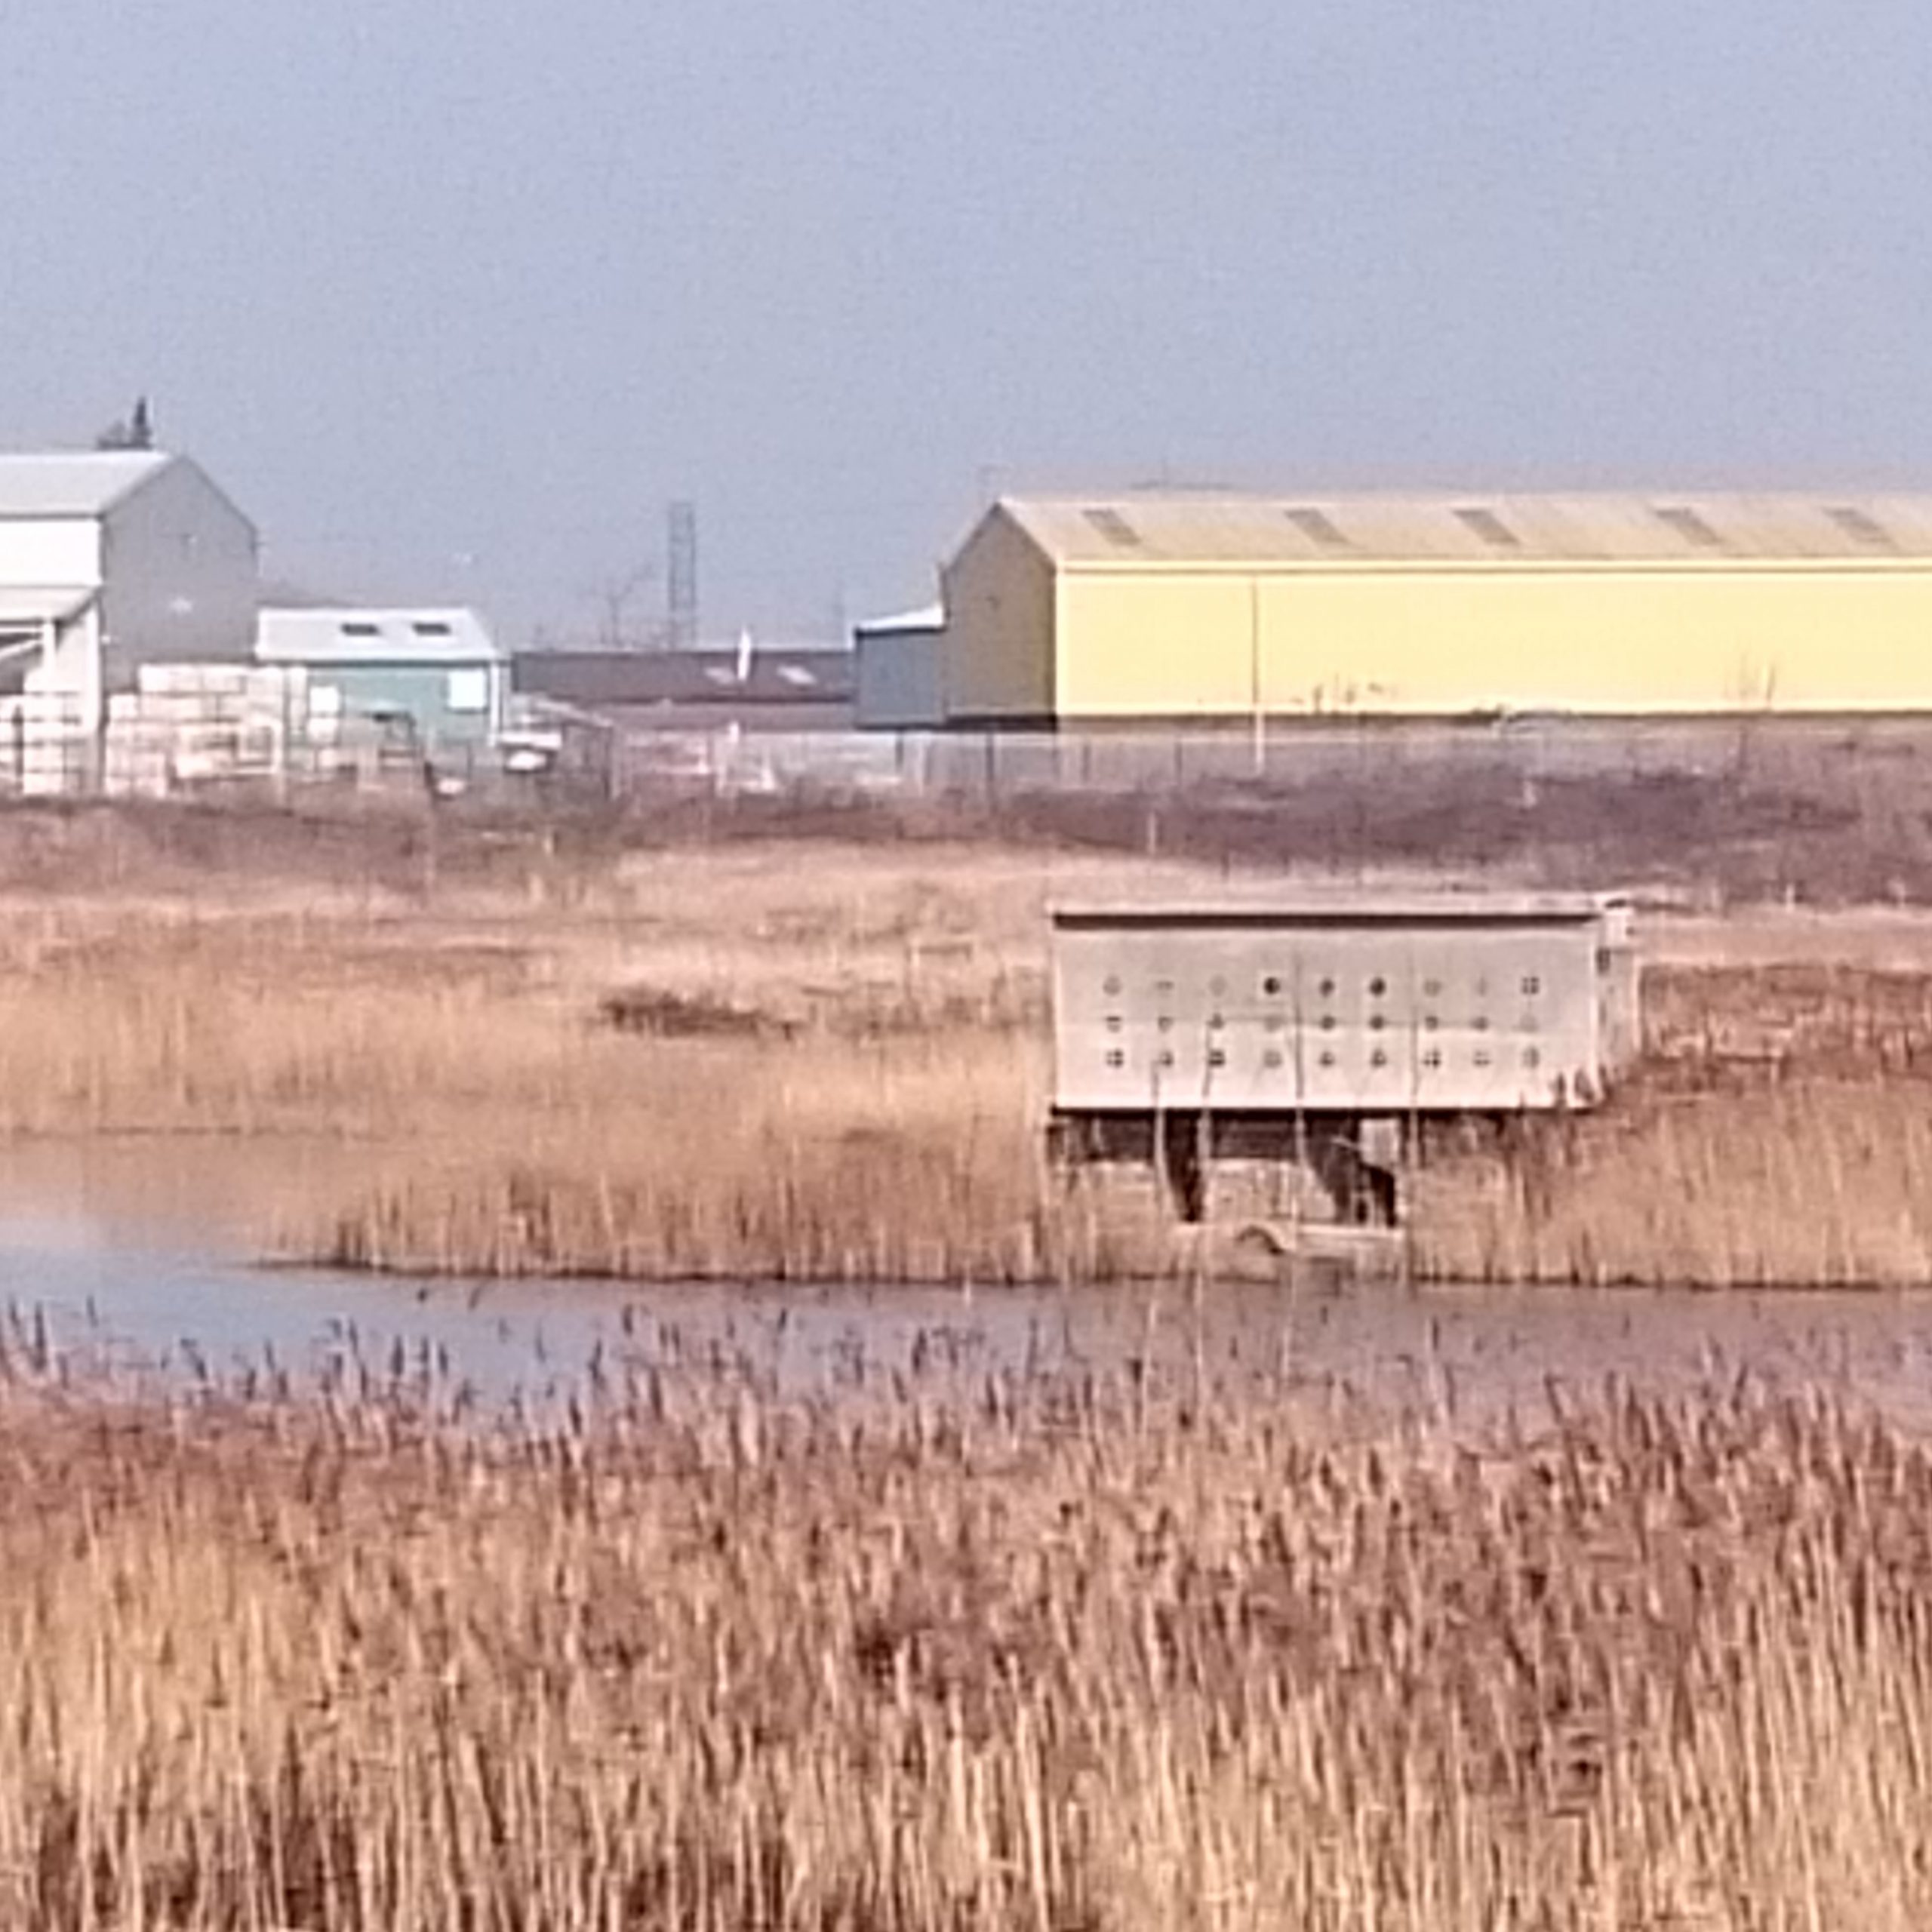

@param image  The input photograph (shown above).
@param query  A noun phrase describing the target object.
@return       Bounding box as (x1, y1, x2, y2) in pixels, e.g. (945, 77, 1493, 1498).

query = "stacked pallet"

(103, 663, 310, 798)
(0, 693, 88, 796)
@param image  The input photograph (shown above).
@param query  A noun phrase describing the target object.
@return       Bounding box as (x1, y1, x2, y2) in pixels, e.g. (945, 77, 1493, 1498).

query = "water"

(5, 1138, 1932, 1428)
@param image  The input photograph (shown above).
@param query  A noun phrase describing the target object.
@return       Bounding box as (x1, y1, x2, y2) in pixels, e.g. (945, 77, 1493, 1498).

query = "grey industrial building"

(0, 451, 258, 735)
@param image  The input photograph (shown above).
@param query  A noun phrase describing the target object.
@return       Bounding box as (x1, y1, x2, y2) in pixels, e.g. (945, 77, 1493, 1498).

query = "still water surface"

(3, 1140, 1932, 1427)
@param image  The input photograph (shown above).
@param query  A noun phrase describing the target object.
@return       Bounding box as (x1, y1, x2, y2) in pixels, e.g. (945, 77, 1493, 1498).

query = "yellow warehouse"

(938, 494, 1932, 724)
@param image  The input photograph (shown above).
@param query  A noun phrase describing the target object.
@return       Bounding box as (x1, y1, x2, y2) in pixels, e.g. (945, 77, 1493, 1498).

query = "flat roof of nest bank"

(1051, 892, 1630, 931)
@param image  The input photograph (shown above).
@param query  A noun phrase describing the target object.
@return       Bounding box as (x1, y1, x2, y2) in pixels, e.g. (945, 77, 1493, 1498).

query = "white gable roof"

(0, 587, 95, 628)
(0, 452, 173, 518)
(854, 603, 945, 638)
(257, 606, 503, 666)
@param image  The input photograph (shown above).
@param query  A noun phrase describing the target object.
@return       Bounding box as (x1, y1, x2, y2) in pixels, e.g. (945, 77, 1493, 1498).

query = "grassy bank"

(1, 1355, 1930, 1927)
(11, 841, 1932, 1286)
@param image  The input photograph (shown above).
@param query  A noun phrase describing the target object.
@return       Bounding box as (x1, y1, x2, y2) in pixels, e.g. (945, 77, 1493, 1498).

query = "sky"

(2, 0, 1928, 645)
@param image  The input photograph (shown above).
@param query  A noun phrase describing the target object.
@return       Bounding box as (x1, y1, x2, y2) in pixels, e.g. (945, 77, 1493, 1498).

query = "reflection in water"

(1, 1138, 1930, 1426)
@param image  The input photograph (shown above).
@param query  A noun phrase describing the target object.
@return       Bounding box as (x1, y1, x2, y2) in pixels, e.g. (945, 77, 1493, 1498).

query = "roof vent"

(1826, 505, 1896, 551)
(1654, 505, 1724, 549)
(1452, 506, 1521, 549)
(1284, 506, 1350, 549)
(1082, 506, 1143, 549)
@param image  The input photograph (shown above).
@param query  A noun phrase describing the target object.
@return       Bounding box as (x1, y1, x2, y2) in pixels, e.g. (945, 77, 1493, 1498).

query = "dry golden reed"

(11, 844, 1932, 1287)
(0, 1347, 1930, 1929)
(1414, 963, 1932, 1287)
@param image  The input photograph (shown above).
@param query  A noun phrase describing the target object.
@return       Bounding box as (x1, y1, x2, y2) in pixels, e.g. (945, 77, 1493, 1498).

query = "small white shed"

(256, 606, 507, 756)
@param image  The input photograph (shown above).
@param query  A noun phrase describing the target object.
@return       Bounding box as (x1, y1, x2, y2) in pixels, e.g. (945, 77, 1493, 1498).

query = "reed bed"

(13, 862, 1932, 1287)
(1413, 1082, 1932, 1286)
(1413, 964, 1932, 1287)
(285, 958, 1932, 1291)
(0, 1343, 1929, 1928)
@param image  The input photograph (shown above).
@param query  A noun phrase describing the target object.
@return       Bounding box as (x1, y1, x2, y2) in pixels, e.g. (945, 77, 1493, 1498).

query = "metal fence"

(8, 704, 1927, 820)
(608, 713, 1915, 803)
(1, 688, 617, 807)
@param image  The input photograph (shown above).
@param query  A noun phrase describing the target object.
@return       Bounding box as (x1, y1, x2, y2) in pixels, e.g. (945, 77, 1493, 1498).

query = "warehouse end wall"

(100, 459, 259, 685)
(940, 509, 1056, 721)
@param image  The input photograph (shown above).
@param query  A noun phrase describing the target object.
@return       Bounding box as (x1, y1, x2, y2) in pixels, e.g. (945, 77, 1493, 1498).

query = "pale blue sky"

(2, 1, 1926, 642)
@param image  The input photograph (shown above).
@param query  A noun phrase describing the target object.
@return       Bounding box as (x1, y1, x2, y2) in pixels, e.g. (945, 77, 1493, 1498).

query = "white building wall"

(100, 458, 258, 685)
(29, 609, 103, 731)
(0, 518, 102, 587)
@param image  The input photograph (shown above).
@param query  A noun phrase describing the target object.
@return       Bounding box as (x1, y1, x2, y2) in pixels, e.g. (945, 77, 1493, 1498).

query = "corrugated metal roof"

(514, 648, 854, 710)
(0, 452, 172, 518)
(0, 587, 94, 626)
(998, 494, 1932, 565)
(257, 606, 503, 666)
